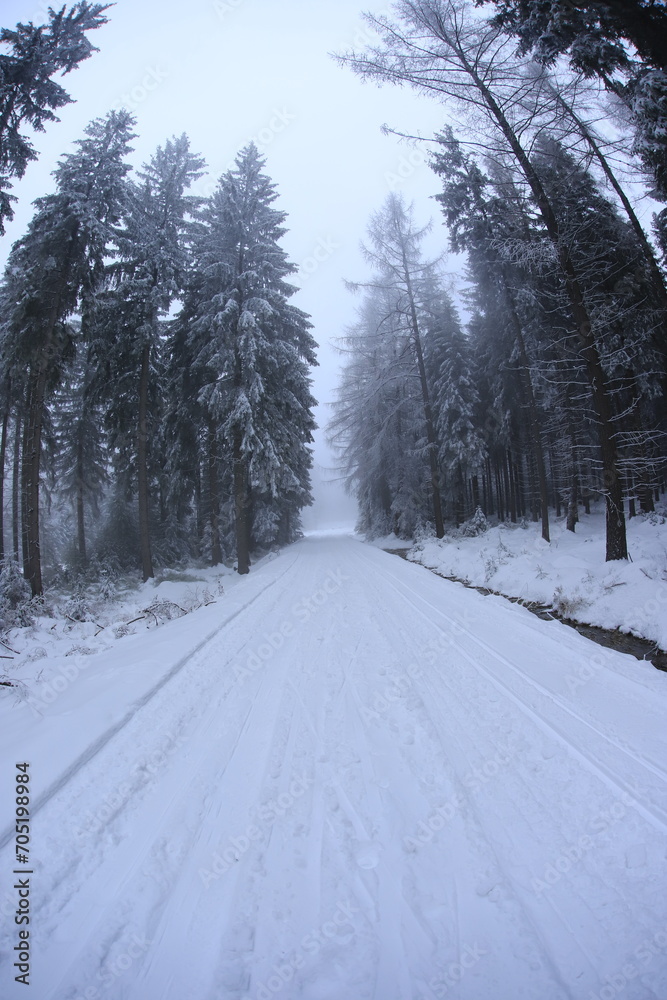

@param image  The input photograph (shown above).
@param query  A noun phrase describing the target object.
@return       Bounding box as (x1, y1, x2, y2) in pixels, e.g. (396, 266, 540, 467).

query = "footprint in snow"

(354, 841, 382, 869)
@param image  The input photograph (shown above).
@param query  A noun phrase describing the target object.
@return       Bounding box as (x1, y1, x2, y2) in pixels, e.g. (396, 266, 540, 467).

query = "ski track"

(1, 535, 666, 1000)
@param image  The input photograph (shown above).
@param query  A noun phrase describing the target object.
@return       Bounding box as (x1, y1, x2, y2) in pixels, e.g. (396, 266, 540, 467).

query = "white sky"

(1, 0, 462, 528)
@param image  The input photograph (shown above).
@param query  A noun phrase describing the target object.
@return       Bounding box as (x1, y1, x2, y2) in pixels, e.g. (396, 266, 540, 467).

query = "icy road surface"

(1, 534, 667, 999)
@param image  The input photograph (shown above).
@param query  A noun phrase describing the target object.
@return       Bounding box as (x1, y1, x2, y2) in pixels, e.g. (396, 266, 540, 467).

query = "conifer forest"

(1, 0, 666, 592)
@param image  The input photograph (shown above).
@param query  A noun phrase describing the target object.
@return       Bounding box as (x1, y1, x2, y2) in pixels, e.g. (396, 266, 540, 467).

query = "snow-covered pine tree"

(530, 135, 665, 517)
(0, 3, 111, 231)
(91, 135, 205, 581)
(422, 280, 485, 525)
(1, 108, 134, 594)
(183, 143, 317, 574)
(481, 0, 667, 207)
(162, 291, 209, 562)
(431, 131, 553, 538)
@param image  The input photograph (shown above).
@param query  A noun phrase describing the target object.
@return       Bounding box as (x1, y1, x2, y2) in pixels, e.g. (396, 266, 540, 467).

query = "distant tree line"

(332, 0, 667, 560)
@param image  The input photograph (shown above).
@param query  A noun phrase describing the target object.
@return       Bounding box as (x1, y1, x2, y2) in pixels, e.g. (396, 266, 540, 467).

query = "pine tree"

(482, 0, 667, 74)
(481, 0, 667, 200)
(0, 3, 110, 231)
(431, 131, 553, 539)
(92, 135, 205, 581)
(423, 285, 485, 524)
(182, 144, 317, 574)
(1, 108, 134, 594)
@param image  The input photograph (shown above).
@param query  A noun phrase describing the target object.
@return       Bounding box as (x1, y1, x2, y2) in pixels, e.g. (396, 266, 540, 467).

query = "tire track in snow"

(348, 547, 580, 997)
(0, 557, 297, 854)
(33, 560, 306, 1000)
(354, 546, 667, 834)
(350, 544, 667, 995)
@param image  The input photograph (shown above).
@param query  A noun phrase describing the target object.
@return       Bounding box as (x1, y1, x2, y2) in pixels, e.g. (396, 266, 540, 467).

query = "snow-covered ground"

(1, 533, 666, 999)
(401, 506, 667, 652)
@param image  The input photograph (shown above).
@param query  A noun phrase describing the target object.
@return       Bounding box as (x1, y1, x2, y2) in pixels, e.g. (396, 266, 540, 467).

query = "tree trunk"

(485, 458, 494, 516)
(455, 464, 465, 526)
(495, 460, 504, 521)
(638, 480, 655, 514)
(12, 412, 21, 564)
(401, 249, 445, 538)
(208, 420, 222, 566)
(472, 474, 480, 511)
(0, 402, 7, 562)
(566, 473, 579, 533)
(505, 449, 517, 522)
(22, 367, 47, 596)
(233, 430, 250, 575)
(514, 457, 524, 519)
(501, 276, 550, 541)
(194, 456, 204, 548)
(76, 432, 87, 564)
(137, 343, 154, 582)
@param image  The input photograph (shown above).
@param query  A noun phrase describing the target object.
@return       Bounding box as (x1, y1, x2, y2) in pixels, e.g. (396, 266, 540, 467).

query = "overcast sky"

(2, 0, 464, 528)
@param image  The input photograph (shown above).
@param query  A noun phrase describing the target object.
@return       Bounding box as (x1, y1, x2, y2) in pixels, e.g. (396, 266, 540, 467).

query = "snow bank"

(406, 506, 667, 651)
(0, 563, 236, 702)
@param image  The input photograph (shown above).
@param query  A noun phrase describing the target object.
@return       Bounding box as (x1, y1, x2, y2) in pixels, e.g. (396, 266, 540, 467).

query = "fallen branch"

(0, 638, 19, 654)
(66, 613, 105, 631)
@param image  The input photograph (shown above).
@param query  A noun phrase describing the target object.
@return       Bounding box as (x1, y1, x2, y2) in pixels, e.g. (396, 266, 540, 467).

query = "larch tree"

(350, 193, 446, 537)
(329, 283, 429, 538)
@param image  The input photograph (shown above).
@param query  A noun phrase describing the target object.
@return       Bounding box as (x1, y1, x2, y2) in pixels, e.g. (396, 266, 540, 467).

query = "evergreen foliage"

(0, 3, 110, 231)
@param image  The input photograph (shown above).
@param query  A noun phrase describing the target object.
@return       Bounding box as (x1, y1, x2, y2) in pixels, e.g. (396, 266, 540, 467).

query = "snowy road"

(2, 534, 667, 999)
